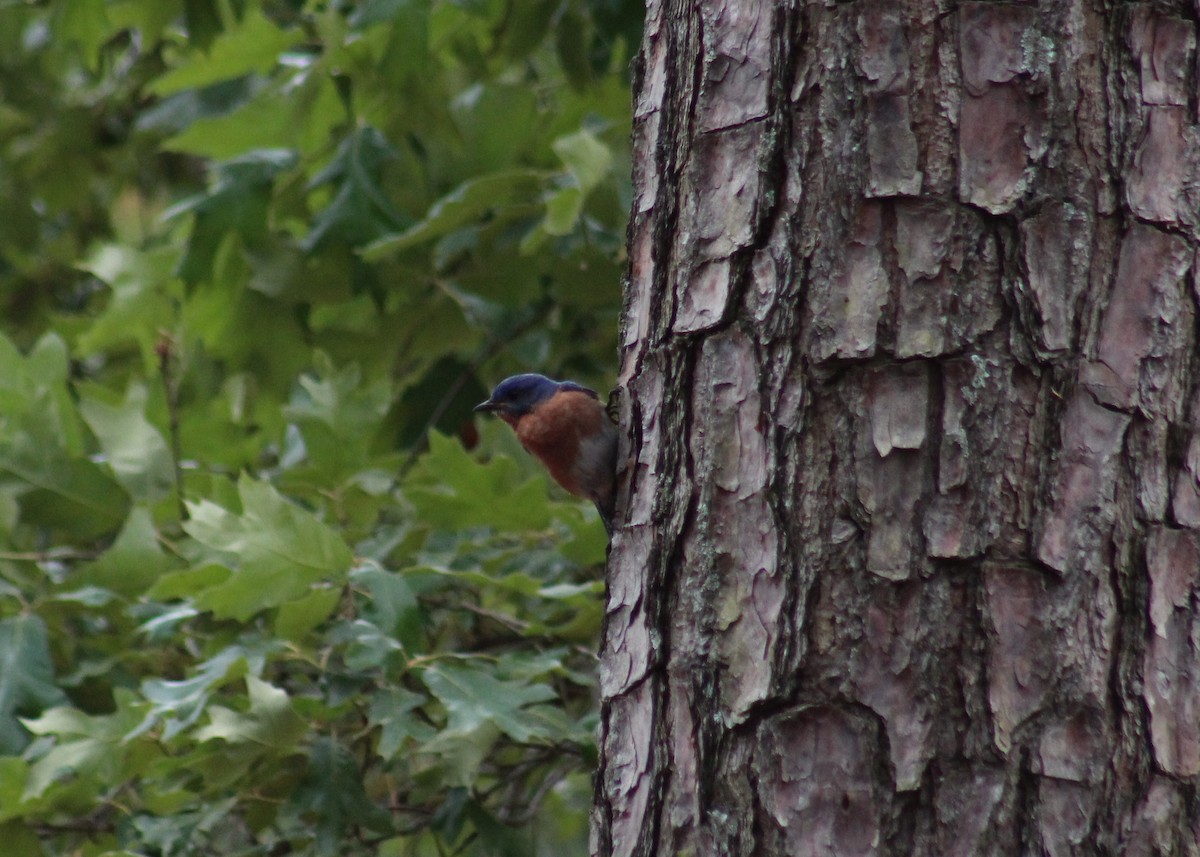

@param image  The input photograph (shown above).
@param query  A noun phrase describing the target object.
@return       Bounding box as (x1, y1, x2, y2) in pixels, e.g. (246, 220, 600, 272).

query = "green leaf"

(78, 384, 175, 502)
(1, 447, 131, 540)
(448, 84, 540, 173)
(361, 170, 543, 259)
(404, 431, 554, 531)
(291, 738, 393, 854)
(167, 149, 297, 285)
(303, 127, 410, 251)
(194, 677, 306, 750)
(0, 333, 84, 456)
(77, 507, 179, 597)
(136, 76, 265, 136)
(115, 799, 239, 855)
(282, 354, 393, 481)
(543, 186, 584, 235)
(351, 566, 423, 651)
(145, 564, 231, 602)
(337, 618, 405, 672)
(52, 0, 110, 69)
(308, 294, 380, 334)
(20, 696, 145, 799)
(553, 129, 613, 193)
(163, 74, 344, 160)
(368, 687, 431, 759)
(136, 604, 201, 642)
(275, 587, 341, 640)
(149, 9, 303, 95)
(134, 646, 261, 741)
(421, 661, 557, 742)
(186, 475, 354, 621)
(411, 722, 497, 789)
(0, 616, 68, 754)
(76, 243, 180, 365)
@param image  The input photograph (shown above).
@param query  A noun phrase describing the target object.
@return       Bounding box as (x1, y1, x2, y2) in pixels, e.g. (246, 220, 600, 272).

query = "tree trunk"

(595, 1, 1200, 855)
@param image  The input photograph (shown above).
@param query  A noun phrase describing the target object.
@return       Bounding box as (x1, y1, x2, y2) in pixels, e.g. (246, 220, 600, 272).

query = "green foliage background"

(0, 1, 638, 854)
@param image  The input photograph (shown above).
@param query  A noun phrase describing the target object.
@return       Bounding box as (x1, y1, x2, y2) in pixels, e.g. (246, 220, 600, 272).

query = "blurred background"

(0, 0, 641, 854)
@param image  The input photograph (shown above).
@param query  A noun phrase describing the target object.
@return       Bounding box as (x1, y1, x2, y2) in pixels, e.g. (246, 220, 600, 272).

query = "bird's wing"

(558, 381, 599, 399)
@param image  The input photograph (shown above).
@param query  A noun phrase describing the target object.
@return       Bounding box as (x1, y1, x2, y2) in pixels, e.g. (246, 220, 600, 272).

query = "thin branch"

(156, 331, 188, 522)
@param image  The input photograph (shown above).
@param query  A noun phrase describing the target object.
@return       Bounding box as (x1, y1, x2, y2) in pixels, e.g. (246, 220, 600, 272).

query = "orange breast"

(515, 391, 607, 498)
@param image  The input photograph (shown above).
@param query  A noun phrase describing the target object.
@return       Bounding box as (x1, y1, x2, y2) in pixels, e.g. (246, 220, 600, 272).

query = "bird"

(474, 373, 617, 535)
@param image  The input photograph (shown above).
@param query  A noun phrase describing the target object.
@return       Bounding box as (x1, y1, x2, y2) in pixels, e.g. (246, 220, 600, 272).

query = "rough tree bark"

(595, 1, 1200, 855)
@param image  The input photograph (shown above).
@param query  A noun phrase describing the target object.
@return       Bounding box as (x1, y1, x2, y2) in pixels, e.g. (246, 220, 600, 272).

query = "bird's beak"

(474, 398, 498, 413)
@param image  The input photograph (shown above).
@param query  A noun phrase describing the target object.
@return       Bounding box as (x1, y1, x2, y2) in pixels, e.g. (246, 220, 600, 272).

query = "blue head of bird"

(474, 374, 587, 426)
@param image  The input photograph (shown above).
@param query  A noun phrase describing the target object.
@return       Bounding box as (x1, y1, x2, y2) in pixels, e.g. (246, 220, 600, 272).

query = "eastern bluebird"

(474, 373, 618, 534)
